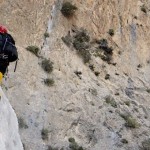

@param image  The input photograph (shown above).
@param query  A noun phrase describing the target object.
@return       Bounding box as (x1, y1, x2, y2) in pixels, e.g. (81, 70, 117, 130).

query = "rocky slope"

(0, 0, 150, 150)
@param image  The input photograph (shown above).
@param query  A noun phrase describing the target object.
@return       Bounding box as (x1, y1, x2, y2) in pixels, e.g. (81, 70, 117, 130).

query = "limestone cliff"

(0, 87, 23, 150)
(0, 0, 150, 150)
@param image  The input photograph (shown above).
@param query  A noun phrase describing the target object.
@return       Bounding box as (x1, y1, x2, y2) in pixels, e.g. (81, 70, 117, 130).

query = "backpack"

(0, 33, 18, 74)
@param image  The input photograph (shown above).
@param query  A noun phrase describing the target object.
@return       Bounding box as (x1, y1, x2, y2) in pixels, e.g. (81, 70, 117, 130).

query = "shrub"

(61, 2, 77, 17)
(73, 40, 89, 51)
(78, 147, 84, 150)
(141, 139, 150, 150)
(120, 114, 139, 128)
(47, 145, 58, 150)
(64, 28, 90, 63)
(73, 30, 90, 51)
(77, 49, 91, 63)
(97, 39, 113, 54)
(74, 29, 90, 43)
(44, 32, 49, 38)
(44, 78, 54, 86)
(124, 101, 130, 106)
(73, 29, 90, 50)
(18, 117, 28, 129)
(62, 35, 72, 47)
(94, 71, 100, 76)
(115, 92, 119, 95)
(96, 38, 108, 46)
(121, 139, 128, 144)
(90, 88, 98, 96)
(147, 60, 150, 64)
(95, 39, 113, 63)
(26, 45, 40, 57)
(89, 64, 95, 71)
(105, 96, 117, 108)
(68, 137, 75, 143)
(141, 5, 147, 13)
(100, 53, 112, 62)
(146, 89, 150, 93)
(108, 29, 114, 36)
(74, 71, 82, 78)
(126, 117, 139, 128)
(41, 128, 49, 140)
(105, 74, 110, 80)
(41, 59, 53, 73)
(72, 29, 91, 63)
(137, 64, 142, 68)
(68, 138, 84, 150)
(104, 47, 113, 54)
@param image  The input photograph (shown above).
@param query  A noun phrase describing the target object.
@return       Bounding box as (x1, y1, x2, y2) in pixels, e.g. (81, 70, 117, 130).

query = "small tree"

(61, 2, 77, 17)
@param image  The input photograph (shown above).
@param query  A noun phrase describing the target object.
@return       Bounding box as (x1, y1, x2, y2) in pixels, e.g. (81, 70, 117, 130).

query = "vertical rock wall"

(0, 87, 23, 150)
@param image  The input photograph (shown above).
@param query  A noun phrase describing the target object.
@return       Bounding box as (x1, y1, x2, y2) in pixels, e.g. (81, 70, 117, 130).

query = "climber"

(0, 25, 18, 81)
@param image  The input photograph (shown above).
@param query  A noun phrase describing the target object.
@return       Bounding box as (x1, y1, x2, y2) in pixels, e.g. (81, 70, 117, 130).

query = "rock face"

(0, 87, 23, 150)
(0, 0, 150, 150)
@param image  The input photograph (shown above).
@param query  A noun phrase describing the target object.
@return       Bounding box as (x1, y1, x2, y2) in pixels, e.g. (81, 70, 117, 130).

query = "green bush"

(105, 96, 117, 108)
(73, 40, 89, 51)
(44, 32, 49, 38)
(108, 29, 114, 36)
(101, 54, 112, 62)
(90, 88, 98, 96)
(97, 38, 113, 54)
(120, 114, 139, 128)
(72, 29, 91, 63)
(61, 2, 77, 17)
(68, 138, 84, 150)
(95, 38, 113, 63)
(126, 117, 139, 128)
(73, 29, 90, 51)
(74, 30, 90, 43)
(18, 117, 28, 129)
(41, 128, 49, 140)
(44, 78, 54, 86)
(121, 139, 128, 144)
(124, 101, 130, 106)
(62, 35, 72, 47)
(26, 46, 40, 57)
(68, 137, 75, 143)
(41, 59, 53, 73)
